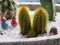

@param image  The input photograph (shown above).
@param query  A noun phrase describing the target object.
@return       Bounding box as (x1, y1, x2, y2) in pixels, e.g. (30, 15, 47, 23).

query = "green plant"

(33, 7, 48, 35)
(18, 5, 31, 35)
(40, 0, 56, 21)
(0, 0, 16, 19)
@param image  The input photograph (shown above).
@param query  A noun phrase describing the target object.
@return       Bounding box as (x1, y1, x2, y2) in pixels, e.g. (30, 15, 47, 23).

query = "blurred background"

(19, 0, 60, 3)
(14, 0, 60, 12)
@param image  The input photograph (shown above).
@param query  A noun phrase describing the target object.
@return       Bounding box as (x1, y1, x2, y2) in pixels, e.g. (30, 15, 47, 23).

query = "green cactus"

(18, 5, 31, 35)
(33, 7, 48, 35)
(40, 0, 46, 8)
(40, 0, 56, 21)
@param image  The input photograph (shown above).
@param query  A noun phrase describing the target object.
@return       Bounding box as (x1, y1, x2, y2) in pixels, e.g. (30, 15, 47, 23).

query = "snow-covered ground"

(0, 11, 60, 43)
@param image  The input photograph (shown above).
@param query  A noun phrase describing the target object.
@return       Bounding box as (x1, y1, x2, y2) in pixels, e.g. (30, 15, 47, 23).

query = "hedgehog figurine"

(1, 16, 8, 29)
(49, 27, 58, 36)
(11, 16, 17, 27)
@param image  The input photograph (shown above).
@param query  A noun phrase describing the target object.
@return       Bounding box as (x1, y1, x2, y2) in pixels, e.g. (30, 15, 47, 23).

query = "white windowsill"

(56, 4, 60, 6)
(15, 2, 60, 7)
(15, 2, 40, 6)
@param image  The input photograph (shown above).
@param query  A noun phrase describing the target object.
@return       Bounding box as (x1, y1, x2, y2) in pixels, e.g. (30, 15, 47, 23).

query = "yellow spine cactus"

(18, 5, 31, 35)
(33, 7, 48, 35)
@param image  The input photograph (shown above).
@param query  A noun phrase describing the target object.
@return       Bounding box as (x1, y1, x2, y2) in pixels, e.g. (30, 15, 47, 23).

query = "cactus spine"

(18, 5, 31, 35)
(40, 0, 56, 21)
(33, 7, 48, 35)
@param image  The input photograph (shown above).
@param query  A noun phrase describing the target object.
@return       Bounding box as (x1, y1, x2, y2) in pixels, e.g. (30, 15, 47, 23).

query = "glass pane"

(18, 0, 60, 4)
(19, 0, 39, 2)
(56, 0, 60, 4)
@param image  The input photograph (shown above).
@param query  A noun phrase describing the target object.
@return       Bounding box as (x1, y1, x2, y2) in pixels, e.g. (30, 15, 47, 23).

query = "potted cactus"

(18, 5, 31, 35)
(33, 7, 48, 35)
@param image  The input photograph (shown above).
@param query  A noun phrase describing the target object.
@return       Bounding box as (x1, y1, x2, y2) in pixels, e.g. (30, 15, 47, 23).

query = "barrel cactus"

(18, 5, 31, 35)
(33, 7, 48, 35)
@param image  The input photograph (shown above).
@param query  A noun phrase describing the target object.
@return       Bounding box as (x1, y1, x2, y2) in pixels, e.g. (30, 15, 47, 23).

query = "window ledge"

(16, 2, 40, 6)
(15, 2, 60, 7)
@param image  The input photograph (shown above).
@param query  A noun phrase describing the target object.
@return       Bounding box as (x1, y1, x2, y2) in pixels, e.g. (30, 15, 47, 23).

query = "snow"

(0, 11, 60, 43)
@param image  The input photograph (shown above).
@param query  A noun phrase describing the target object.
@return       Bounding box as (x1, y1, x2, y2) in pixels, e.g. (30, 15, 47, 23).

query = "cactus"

(40, 0, 56, 21)
(40, 0, 46, 8)
(33, 7, 48, 35)
(27, 29, 37, 38)
(18, 5, 31, 35)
